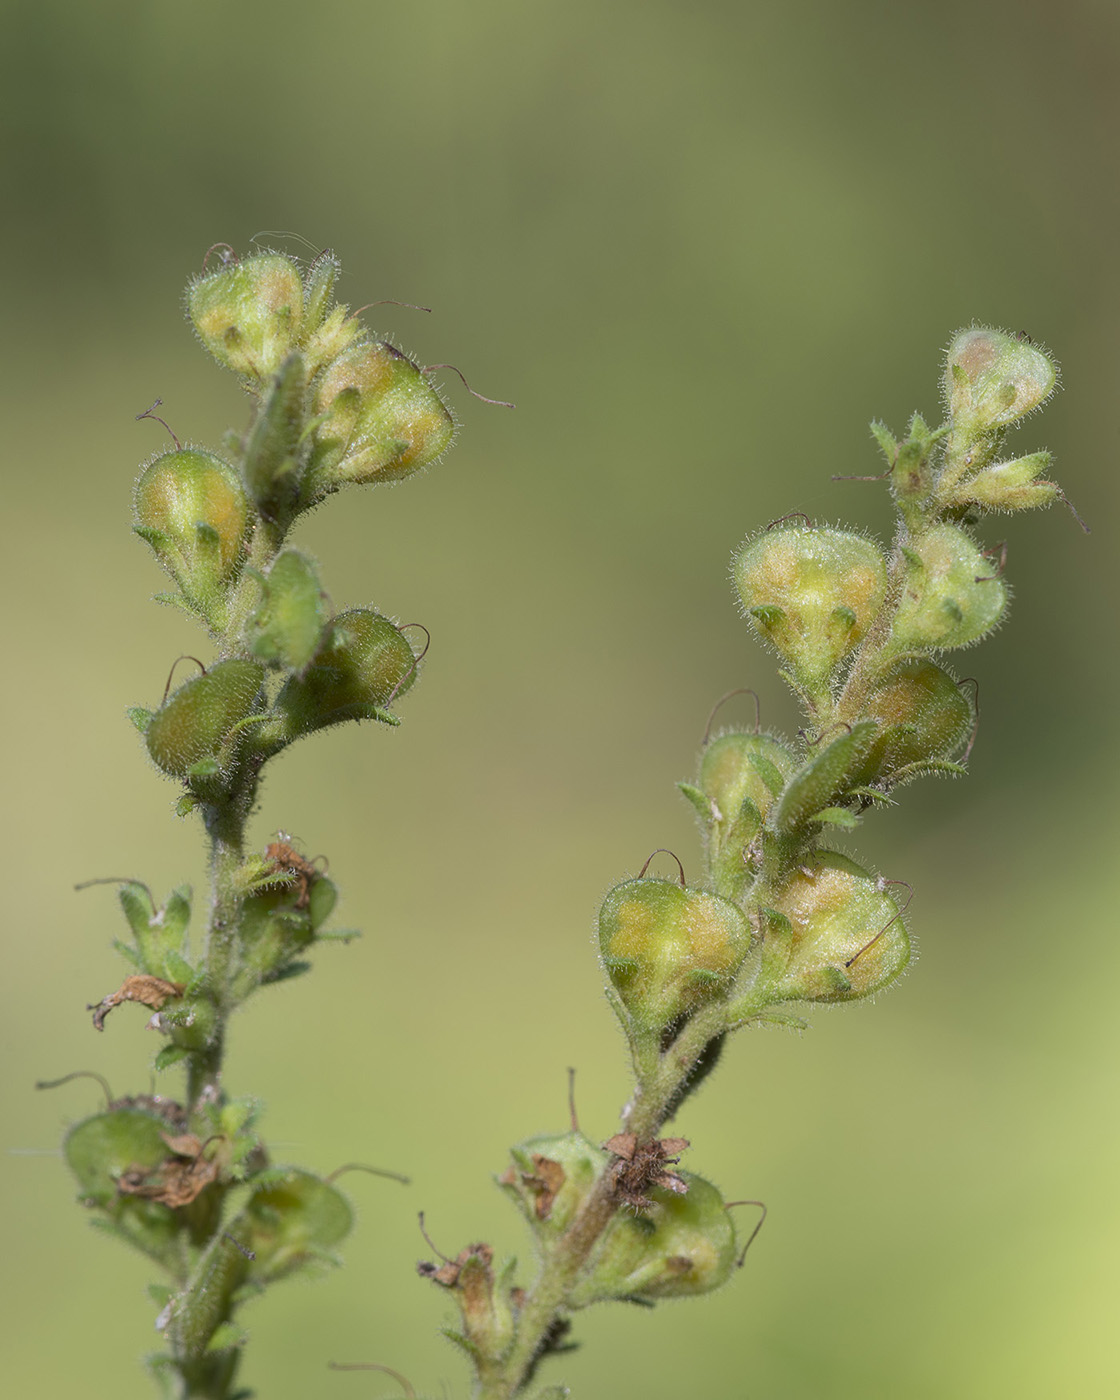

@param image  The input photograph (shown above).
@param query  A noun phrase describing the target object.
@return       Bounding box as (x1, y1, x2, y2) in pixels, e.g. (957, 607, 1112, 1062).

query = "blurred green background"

(2, 1, 1117, 1396)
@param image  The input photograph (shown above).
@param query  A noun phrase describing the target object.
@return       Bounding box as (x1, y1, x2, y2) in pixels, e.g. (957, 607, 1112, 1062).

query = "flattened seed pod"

(188, 253, 304, 382)
(889, 524, 1006, 653)
(944, 326, 1056, 434)
(857, 658, 973, 781)
(134, 449, 250, 594)
(571, 1171, 736, 1305)
(275, 608, 418, 736)
(762, 852, 909, 1003)
(734, 525, 887, 689)
(146, 660, 265, 778)
(599, 878, 750, 1031)
(311, 341, 454, 488)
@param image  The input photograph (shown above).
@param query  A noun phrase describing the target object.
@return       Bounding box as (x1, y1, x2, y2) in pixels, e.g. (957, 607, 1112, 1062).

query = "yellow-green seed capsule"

(693, 731, 796, 891)
(599, 878, 750, 1031)
(146, 659, 265, 778)
(188, 253, 304, 382)
(762, 852, 909, 1003)
(889, 523, 1006, 653)
(944, 327, 1057, 435)
(134, 449, 250, 593)
(734, 525, 888, 690)
(311, 341, 454, 488)
(858, 658, 973, 780)
(699, 732, 795, 827)
(571, 1171, 736, 1306)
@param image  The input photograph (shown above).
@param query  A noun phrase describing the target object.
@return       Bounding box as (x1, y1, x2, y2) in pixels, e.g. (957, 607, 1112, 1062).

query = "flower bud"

(310, 341, 454, 489)
(943, 327, 1056, 435)
(188, 253, 304, 382)
(599, 878, 750, 1031)
(761, 852, 909, 1002)
(146, 659, 265, 779)
(946, 451, 1060, 515)
(858, 659, 972, 781)
(134, 450, 250, 600)
(889, 524, 1006, 654)
(570, 1171, 736, 1306)
(274, 608, 418, 737)
(734, 525, 888, 690)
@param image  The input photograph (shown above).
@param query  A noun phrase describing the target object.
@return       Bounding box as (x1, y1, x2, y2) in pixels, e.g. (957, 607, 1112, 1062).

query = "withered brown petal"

(604, 1132, 637, 1160)
(89, 975, 185, 1031)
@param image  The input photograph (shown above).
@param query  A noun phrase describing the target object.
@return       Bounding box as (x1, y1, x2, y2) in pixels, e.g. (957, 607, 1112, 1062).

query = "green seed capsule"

(500, 1131, 608, 1241)
(858, 658, 973, 780)
(889, 523, 1006, 653)
(64, 1107, 190, 1268)
(188, 253, 304, 382)
(699, 731, 795, 826)
(599, 878, 750, 1032)
(694, 731, 796, 891)
(571, 1170, 736, 1306)
(734, 526, 888, 690)
(237, 1169, 352, 1285)
(134, 449, 250, 594)
(944, 327, 1056, 435)
(274, 608, 418, 737)
(146, 659, 265, 778)
(311, 341, 454, 488)
(762, 852, 909, 1003)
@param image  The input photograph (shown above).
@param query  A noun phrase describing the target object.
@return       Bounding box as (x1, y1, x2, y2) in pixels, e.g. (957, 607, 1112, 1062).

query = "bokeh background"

(2, 1, 1118, 1396)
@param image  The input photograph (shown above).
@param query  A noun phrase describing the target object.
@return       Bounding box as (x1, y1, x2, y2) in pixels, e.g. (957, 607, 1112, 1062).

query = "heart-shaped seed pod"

(188, 253, 304, 383)
(889, 524, 1006, 654)
(599, 877, 750, 1032)
(734, 525, 888, 691)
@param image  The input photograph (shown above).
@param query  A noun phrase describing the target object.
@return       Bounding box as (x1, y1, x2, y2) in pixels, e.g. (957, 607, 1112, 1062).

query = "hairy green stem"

(480, 998, 754, 1399)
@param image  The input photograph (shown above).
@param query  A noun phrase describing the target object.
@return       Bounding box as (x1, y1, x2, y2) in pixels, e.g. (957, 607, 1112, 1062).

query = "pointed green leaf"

(113, 938, 144, 970)
(128, 706, 154, 734)
(677, 781, 714, 823)
(119, 882, 157, 941)
(770, 721, 878, 834)
(870, 419, 897, 465)
(812, 806, 861, 830)
(243, 351, 307, 516)
(246, 549, 328, 673)
(306, 874, 337, 930)
(749, 754, 786, 797)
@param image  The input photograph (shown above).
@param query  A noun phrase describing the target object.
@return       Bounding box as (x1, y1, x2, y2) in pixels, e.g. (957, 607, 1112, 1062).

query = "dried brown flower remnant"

(117, 1131, 219, 1208)
(263, 833, 324, 910)
(603, 1133, 690, 1211)
(88, 975, 185, 1031)
(500, 1154, 567, 1220)
(417, 1241, 494, 1289)
(109, 1094, 189, 1131)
